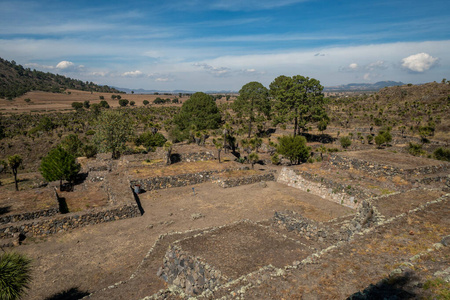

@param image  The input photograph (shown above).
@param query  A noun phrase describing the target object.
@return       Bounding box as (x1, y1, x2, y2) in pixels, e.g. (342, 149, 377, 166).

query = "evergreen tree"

(173, 92, 221, 132)
(232, 82, 270, 138)
(270, 75, 327, 136)
(93, 110, 134, 159)
(39, 146, 81, 189)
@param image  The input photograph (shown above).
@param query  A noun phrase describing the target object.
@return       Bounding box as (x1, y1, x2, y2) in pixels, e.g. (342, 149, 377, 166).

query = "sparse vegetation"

(276, 135, 311, 164)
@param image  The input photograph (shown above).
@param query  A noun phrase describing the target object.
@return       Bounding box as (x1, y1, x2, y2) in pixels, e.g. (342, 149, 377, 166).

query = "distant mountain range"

(118, 81, 405, 95)
(115, 87, 238, 95)
(324, 81, 405, 92)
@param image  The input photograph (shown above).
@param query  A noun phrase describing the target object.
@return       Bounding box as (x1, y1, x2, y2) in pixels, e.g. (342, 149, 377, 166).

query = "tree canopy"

(232, 81, 270, 138)
(39, 146, 81, 189)
(172, 92, 221, 134)
(93, 110, 134, 159)
(270, 75, 327, 136)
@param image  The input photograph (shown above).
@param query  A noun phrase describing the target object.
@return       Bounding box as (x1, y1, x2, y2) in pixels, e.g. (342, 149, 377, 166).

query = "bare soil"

(178, 222, 310, 279)
(13, 181, 352, 300)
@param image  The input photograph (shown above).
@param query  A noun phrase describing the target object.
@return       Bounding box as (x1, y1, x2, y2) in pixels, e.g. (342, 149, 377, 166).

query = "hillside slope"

(0, 57, 122, 99)
(327, 82, 450, 141)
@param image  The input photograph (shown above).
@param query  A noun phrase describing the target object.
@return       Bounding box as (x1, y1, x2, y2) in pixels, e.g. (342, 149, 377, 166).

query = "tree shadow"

(73, 172, 88, 185)
(44, 287, 90, 300)
(302, 132, 335, 144)
(0, 206, 11, 216)
(130, 186, 145, 216)
(55, 192, 69, 214)
(170, 153, 181, 164)
(347, 272, 417, 299)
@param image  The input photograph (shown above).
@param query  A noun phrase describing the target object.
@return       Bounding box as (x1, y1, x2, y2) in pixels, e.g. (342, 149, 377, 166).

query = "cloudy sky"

(0, 0, 449, 91)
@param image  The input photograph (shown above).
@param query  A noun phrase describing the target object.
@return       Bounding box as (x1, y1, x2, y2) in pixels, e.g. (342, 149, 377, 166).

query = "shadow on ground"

(44, 287, 90, 300)
(348, 272, 418, 299)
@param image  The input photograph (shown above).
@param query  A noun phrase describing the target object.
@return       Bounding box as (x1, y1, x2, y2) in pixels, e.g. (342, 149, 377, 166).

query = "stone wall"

(0, 204, 140, 239)
(214, 173, 275, 188)
(0, 208, 59, 226)
(157, 244, 228, 296)
(130, 168, 247, 191)
(329, 153, 449, 178)
(277, 167, 361, 209)
(179, 151, 216, 162)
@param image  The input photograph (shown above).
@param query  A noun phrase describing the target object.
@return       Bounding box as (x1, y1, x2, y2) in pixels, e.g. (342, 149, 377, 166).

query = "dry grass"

(131, 160, 240, 178)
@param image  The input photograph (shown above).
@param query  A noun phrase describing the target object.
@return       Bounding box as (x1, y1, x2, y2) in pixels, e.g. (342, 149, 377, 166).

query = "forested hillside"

(0, 57, 122, 99)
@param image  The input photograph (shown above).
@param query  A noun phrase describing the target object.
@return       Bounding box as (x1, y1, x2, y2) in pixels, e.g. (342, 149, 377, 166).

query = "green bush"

(408, 142, 426, 156)
(118, 99, 129, 107)
(71, 102, 83, 110)
(99, 100, 110, 108)
(433, 147, 450, 161)
(277, 135, 311, 164)
(340, 136, 351, 149)
(271, 153, 280, 165)
(135, 132, 167, 150)
(83, 144, 97, 158)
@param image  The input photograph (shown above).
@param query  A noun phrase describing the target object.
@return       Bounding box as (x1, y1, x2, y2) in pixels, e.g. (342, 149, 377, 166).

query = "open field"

(0, 89, 235, 114)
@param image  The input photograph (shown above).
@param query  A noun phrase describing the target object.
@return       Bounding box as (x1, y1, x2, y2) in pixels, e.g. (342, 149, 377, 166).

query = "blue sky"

(0, 0, 449, 91)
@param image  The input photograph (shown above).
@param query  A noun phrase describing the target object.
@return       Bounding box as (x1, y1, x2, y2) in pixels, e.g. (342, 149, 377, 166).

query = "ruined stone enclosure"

(79, 149, 450, 299)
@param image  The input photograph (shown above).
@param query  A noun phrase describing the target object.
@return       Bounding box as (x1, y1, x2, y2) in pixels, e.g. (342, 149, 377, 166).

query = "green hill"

(0, 57, 122, 99)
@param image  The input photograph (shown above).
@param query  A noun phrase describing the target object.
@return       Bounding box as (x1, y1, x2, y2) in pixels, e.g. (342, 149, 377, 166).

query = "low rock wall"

(130, 168, 247, 191)
(214, 173, 275, 188)
(277, 167, 361, 209)
(157, 245, 228, 296)
(329, 153, 449, 178)
(0, 208, 59, 225)
(180, 152, 216, 162)
(0, 204, 140, 239)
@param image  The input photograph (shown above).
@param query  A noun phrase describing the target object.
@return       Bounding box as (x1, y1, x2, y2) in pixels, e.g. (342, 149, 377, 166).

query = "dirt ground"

(13, 181, 352, 300)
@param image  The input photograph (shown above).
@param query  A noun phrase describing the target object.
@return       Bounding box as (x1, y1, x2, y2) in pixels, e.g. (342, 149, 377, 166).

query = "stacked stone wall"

(180, 151, 216, 162)
(0, 208, 59, 225)
(277, 167, 361, 209)
(157, 245, 228, 296)
(130, 168, 247, 191)
(0, 204, 140, 239)
(214, 173, 275, 188)
(329, 153, 449, 178)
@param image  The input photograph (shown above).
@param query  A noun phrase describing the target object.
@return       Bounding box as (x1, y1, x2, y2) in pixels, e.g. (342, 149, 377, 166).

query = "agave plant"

(0, 252, 32, 300)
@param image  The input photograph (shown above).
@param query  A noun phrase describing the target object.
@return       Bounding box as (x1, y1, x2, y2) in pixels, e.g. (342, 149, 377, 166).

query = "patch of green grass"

(423, 277, 450, 299)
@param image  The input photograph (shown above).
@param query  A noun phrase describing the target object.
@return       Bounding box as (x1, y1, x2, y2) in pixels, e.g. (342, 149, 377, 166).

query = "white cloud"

(363, 73, 371, 80)
(401, 53, 438, 72)
(155, 77, 171, 82)
(56, 60, 75, 69)
(122, 70, 144, 77)
(349, 63, 358, 70)
(193, 63, 231, 77)
(366, 60, 387, 71)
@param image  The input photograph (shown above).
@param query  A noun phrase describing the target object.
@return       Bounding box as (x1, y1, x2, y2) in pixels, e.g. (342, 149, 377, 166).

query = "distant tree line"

(0, 57, 123, 99)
